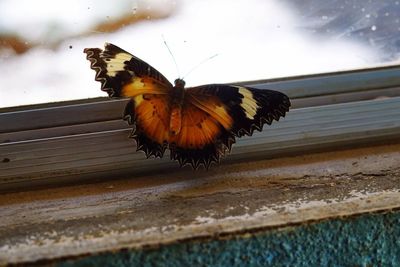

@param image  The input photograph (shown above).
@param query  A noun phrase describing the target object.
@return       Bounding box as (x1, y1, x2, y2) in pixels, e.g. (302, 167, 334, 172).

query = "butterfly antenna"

(182, 53, 219, 80)
(162, 35, 181, 78)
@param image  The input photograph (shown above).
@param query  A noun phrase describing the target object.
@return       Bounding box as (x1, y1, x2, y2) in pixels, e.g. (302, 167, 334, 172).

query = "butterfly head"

(174, 79, 186, 89)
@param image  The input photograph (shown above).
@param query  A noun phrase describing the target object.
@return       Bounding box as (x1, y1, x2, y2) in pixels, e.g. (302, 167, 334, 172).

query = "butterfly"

(84, 43, 290, 169)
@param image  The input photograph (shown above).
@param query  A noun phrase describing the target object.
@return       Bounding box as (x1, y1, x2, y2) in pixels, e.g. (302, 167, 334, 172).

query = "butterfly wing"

(186, 84, 290, 137)
(84, 43, 173, 158)
(171, 85, 290, 169)
(168, 98, 235, 169)
(84, 42, 173, 98)
(124, 94, 171, 158)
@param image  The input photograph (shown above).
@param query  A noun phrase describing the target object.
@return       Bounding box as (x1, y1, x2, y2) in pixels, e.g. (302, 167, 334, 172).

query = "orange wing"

(124, 94, 171, 158)
(171, 84, 290, 169)
(169, 96, 235, 169)
(85, 43, 174, 158)
(187, 85, 290, 137)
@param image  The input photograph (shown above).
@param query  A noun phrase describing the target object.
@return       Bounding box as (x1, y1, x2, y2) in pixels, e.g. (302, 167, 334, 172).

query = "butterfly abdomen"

(168, 82, 186, 135)
(169, 107, 182, 135)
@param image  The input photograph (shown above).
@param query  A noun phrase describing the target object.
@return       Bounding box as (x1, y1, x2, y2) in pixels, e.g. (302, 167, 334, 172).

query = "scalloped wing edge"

(83, 47, 119, 97)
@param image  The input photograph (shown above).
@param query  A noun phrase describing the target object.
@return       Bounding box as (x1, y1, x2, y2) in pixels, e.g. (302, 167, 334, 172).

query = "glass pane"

(0, 0, 399, 107)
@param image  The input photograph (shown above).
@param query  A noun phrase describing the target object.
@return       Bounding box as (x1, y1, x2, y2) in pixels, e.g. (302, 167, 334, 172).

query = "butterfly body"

(84, 43, 290, 169)
(168, 79, 186, 136)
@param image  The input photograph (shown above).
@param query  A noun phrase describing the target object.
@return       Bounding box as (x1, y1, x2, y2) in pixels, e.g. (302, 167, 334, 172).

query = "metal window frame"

(1, 65, 400, 192)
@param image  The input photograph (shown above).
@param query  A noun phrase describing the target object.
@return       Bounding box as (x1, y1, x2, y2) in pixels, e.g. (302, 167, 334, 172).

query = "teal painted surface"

(59, 211, 400, 267)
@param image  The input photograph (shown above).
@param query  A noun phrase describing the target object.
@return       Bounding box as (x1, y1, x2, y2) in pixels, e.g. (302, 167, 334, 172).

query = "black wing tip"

(84, 43, 133, 98)
(234, 89, 290, 138)
(83, 43, 121, 53)
(83, 42, 113, 51)
(281, 93, 291, 111)
(84, 46, 112, 95)
(83, 47, 101, 64)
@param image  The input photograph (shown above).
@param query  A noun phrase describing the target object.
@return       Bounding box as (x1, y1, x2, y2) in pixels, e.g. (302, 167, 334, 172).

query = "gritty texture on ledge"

(0, 143, 400, 265)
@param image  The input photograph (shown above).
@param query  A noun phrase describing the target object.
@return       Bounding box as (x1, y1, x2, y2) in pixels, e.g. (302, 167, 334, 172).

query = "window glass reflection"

(0, 0, 398, 107)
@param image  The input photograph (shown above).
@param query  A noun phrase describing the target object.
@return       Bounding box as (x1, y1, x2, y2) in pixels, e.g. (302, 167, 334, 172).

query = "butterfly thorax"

(174, 78, 186, 89)
(169, 79, 186, 136)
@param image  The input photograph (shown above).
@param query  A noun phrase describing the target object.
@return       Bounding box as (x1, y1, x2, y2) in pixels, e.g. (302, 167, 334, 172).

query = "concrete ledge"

(1, 143, 399, 265)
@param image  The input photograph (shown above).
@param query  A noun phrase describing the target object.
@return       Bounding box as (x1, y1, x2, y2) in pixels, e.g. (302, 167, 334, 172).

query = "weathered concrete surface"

(0, 143, 400, 265)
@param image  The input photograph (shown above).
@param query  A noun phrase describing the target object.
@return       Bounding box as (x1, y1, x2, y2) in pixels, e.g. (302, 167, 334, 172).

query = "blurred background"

(0, 0, 399, 108)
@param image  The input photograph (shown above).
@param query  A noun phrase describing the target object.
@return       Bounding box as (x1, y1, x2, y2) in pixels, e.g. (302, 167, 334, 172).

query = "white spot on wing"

(106, 53, 133, 77)
(237, 86, 259, 120)
(134, 94, 144, 106)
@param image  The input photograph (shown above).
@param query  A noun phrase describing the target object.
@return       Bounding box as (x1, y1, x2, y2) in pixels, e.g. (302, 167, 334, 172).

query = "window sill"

(1, 143, 400, 264)
(1, 66, 400, 191)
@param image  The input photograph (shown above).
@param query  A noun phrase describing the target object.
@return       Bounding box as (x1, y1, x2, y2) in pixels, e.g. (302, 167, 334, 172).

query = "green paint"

(59, 211, 400, 267)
